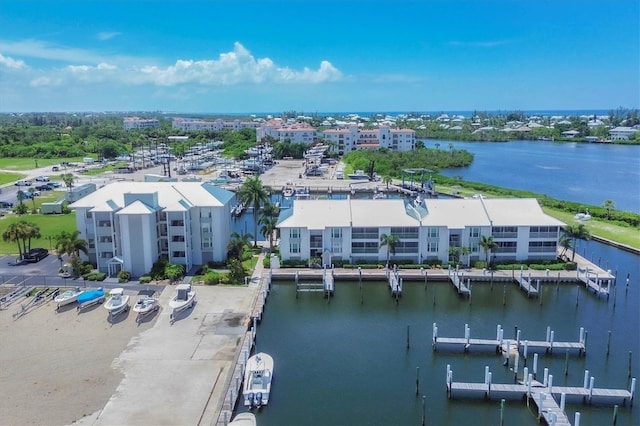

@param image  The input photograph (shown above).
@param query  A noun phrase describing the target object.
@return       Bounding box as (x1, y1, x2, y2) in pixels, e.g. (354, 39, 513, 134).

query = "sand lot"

(0, 284, 257, 426)
(0, 289, 159, 425)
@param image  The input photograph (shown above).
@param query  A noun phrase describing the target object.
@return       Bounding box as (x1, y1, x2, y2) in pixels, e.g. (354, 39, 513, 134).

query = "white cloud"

(97, 31, 121, 41)
(2, 41, 342, 88)
(134, 42, 342, 86)
(0, 53, 27, 70)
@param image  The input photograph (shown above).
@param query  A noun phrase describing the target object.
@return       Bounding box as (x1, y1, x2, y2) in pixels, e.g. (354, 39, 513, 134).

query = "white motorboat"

(243, 352, 274, 408)
(574, 210, 592, 221)
(103, 288, 130, 316)
(132, 297, 159, 319)
(169, 284, 196, 317)
(229, 412, 257, 426)
(54, 287, 84, 309)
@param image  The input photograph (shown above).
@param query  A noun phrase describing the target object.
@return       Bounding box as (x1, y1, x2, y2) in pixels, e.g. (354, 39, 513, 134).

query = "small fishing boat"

(54, 287, 85, 310)
(103, 287, 130, 316)
(76, 287, 106, 312)
(169, 284, 196, 320)
(229, 412, 257, 426)
(133, 297, 159, 321)
(243, 352, 274, 408)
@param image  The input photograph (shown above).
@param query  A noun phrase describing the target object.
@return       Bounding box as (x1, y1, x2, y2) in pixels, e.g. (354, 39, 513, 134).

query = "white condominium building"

(256, 118, 317, 144)
(609, 126, 639, 141)
(70, 182, 236, 277)
(123, 117, 160, 130)
(321, 124, 416, 154)
(172, 118, 260, 132)
(277, 198, 564, 265)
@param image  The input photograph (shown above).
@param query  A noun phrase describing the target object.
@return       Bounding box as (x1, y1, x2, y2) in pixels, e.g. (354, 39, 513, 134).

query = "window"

(351, 242, 378, 254)
(331, 228, 342, 239)
(391, 227, 419, 239)
(395, 241, 418, 254)
(201, 224, 211, 234)
(492, 227, 518, 238)
(427, 227, 439, 238)
(100, 251, 113, 259)
(470, 227, 480, 238)
(529, 226, 558, 239)
(529, 241, 556, 253)
(290, 228, 300, 239)
(172, 251, 186, 258)
(495, 241, 517, 253)
(99, 236, 112, 243)
(352, 227, 378, 239)
(98, 220, 112, 227)
(427, 242, 439, 253)
(170, 220, 185, 227)
(172, 235, 185, 242)
(85, 211, 92, 219)
(88, 238, 95, 249)
(332, 241, 342, 254)
(202, 237, 212, 249)
(290, 242, 300, 254)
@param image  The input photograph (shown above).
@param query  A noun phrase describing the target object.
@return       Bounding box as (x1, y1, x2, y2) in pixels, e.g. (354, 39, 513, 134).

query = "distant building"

(123, 117, 159, 130)
(172, 118, 259, 132)
(70, 182, 235, 277)
(256, 118, 317, 144)
(321, 124, 416, 154)
(609, 126, 639, 141)
(561, 130, 580, 138)
(277, 198, 564, 265)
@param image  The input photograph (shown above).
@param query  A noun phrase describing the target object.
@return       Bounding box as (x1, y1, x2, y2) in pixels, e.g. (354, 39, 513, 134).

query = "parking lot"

(0, 252, 73, 287)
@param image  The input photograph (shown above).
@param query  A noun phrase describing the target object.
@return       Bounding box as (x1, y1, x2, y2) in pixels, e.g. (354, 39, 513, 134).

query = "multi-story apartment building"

(123, 117, 160, 130)
(256, 118, 317, 144)
(172, 118, 260, 132)
(609, 126, 639, 141)
(321, 124, 416, 154)
(277, 198, 564, 265)
(70, 182, 235, 277)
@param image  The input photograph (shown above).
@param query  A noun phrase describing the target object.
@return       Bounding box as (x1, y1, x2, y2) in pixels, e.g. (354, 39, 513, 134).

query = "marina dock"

(446, 365, 636, 425)
(448, 269, 470, 296)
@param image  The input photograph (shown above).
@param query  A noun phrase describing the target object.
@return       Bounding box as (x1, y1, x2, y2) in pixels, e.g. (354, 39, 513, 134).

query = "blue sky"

(0, 0, 638, 113)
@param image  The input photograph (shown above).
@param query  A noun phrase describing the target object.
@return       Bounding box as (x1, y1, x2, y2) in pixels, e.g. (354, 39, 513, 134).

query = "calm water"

(237, 239, 639, 425)
(426, 140, 640, 214)
(230, 142, 639, 425)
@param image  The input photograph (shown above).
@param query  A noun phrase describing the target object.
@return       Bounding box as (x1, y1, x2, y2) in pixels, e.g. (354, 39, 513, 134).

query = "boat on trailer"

(243, 352, 274, 408)
(103, 288, 130, 316)
(133, 297, 159, 321)
(169, 284, 196, 321)
(54, 287, 85, 310)
(76, 288, 106, 312)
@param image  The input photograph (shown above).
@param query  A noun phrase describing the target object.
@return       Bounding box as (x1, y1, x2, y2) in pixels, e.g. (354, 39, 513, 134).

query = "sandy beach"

(0, 283, 258, 426)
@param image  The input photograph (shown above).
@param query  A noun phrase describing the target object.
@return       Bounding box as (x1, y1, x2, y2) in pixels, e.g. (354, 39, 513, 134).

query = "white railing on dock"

(577, 267, 610, 297)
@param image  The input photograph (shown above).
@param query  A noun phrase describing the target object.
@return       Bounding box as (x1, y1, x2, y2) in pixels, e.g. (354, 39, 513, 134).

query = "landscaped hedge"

(139, 276, 152, 284)
(84, 272, 107, 281)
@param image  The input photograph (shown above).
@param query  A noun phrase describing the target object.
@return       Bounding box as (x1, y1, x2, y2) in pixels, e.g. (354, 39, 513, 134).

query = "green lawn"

(0, 157, 95, 171)
(0, 209, 76, 255)
(0, 172, 27, 186)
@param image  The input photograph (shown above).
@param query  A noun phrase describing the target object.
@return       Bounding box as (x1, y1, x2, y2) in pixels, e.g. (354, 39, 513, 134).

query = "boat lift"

(400, 168, 435, 195)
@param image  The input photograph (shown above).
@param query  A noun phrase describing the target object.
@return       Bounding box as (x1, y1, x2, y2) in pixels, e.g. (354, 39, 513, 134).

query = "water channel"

(231, 141, 639, 425)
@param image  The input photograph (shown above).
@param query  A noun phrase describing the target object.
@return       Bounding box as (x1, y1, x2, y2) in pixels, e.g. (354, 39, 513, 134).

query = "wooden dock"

(515, 272, 539, 297)
(446, 365, 636, 426)
(250, 270, 270, 321)
(577, 268, 610, 298)
(387, 269, 402, 296)
(448, 269, 470, 296)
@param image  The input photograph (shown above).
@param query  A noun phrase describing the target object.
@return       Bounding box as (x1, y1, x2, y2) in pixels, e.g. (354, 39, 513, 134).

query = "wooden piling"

(576, 284, 580, 306)
(612, 404, 618, 425)
(502, 284, 506, 306)
(407, 325, 410, 349)
(422, 395, 426, 426)
(500, 399, 505, 426)
(607, 331, 611, 356)
(629, 351, 632, 378)
(565, 349, 569, 376)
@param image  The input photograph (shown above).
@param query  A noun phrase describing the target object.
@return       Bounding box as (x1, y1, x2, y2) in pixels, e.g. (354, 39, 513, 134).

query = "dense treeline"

(342, 146, 474, 177)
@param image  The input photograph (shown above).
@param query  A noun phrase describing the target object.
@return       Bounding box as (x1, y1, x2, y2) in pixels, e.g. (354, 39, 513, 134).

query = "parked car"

(35, 175, 50, 182)
(24, 248, 49, 263)
(20, 190, 40, 199)
(35, 184, 53, 191)
(48, 181, 62, 188)
(15, 180, 32, 186)
(0, 201, 13, 208)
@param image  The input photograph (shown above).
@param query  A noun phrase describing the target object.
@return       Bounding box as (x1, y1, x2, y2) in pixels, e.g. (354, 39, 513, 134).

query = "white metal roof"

(421, 199, 492, 228)
(482, 198, 566, 227)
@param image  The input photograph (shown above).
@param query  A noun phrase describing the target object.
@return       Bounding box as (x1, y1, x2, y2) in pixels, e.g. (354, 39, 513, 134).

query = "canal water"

(230, 141, 638, 425)
(234, 238, 638, 426)
(426, 139, 640, 214)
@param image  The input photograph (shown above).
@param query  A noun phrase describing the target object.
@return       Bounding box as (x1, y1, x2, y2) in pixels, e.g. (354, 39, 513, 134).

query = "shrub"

(95, 272, 107, 281)
(118, 269, 131, 283)
(203, 270, 230, 285)
(139, 276, 152, 284)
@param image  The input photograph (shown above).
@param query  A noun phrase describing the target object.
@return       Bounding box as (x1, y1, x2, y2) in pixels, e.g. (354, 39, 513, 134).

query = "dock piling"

(612, 404, 618, 425)
(565, 350, 569, 376)
(416, 366, 419, 395)
(560, 392, 566, 412)
(543, 368, 549, 387)
(628, 351, 632, 378)
(499, 399, 505, 426)
(575, 412, 581, 426)
(607, 331, 612, 356)
(576, 284, 580, 306)
(422, 395, 426, 426)
(533, 353, 538, 379)
(406, 324, 410, 349)
(584, 370, 590, 389)
(502, 284, 506, 306)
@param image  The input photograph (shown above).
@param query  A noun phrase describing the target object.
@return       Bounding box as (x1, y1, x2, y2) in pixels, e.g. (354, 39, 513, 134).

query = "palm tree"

(562, 224, 591, 262)
(22, 221, 41, 254)
(236, 176, 271, 247)
(379, 233, 400, 265)
(260, 216, 278, 252)
(2, 222, 25, 260)
(460, 246, 471, 268)
(382, 175, 393, 190)
(558, 233, 572, 260)
(54, 230, 88, 277)
(27, 187, 36, 210)
(16, 190, 25, 205)
(602, 199, 615, 220)
(226, 231, 253, 260)
(61, 173, 75, 192)
(479, 235, 498, 267)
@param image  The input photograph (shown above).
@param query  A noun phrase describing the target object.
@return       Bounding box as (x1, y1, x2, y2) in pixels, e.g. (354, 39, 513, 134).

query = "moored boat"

(229, 412, 257, 426)
(243, 352, 274, 408)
